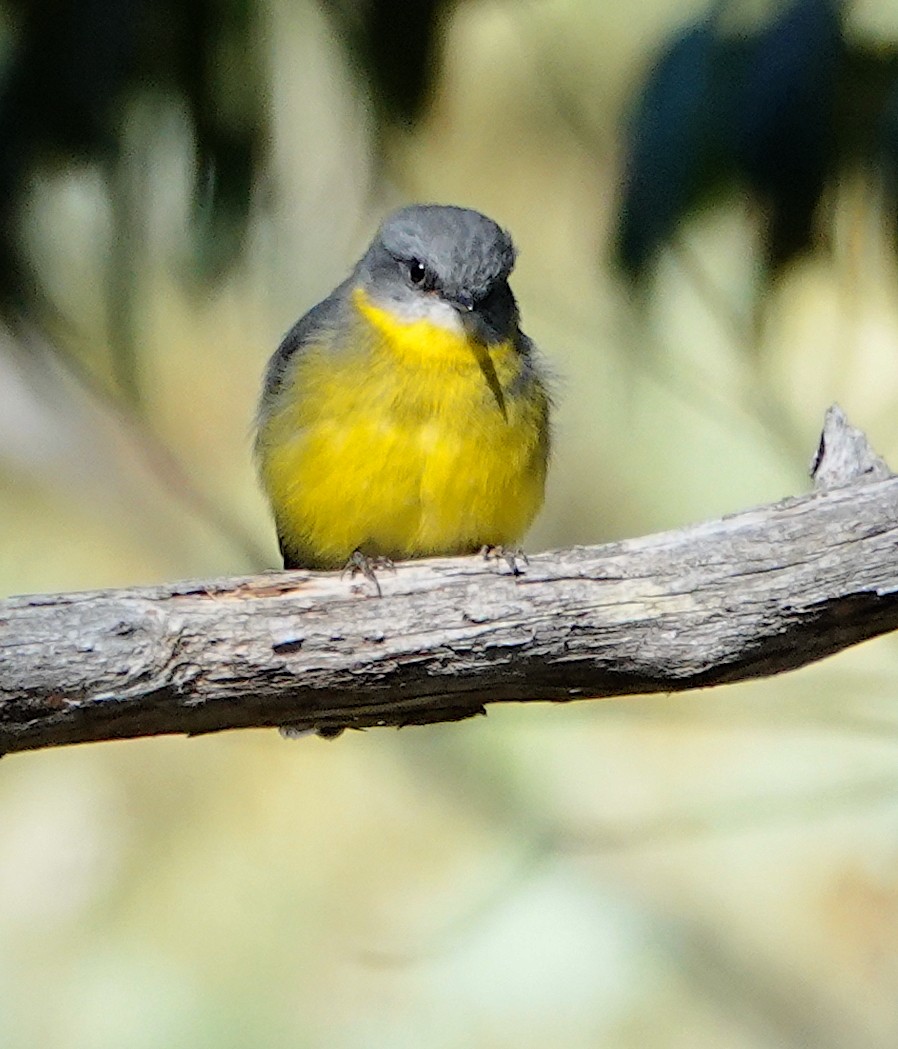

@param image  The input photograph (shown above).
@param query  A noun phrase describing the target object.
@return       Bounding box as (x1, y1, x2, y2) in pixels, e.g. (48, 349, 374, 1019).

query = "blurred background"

(3, 0, 898, 1045)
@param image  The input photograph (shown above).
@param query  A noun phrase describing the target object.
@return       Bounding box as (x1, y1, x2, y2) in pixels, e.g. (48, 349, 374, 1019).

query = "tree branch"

(1, 405, 896, 755)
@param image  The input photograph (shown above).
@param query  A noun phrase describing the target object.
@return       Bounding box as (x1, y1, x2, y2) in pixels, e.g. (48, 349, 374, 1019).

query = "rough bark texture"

(0, 405, 896, 755)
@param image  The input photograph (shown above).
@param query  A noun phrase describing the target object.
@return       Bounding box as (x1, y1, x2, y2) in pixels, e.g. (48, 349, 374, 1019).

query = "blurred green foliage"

(616, 0, 898, 278)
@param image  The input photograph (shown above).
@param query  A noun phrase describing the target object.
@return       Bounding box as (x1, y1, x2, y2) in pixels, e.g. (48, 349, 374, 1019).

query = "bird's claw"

(480, 544, 529, 576)
(341, 550, 395, 596)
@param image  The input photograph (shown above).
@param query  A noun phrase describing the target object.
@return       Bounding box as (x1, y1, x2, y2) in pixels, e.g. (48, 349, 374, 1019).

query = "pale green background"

(2, 1, 898, 1046)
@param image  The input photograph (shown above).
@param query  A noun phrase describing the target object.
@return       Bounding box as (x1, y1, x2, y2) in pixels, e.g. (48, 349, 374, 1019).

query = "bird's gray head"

(355, 204, 520, 343)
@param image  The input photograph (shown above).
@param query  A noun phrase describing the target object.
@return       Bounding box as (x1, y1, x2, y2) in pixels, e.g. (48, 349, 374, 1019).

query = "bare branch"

(1, 406, 896, 755)
(811, 403, 892, 491)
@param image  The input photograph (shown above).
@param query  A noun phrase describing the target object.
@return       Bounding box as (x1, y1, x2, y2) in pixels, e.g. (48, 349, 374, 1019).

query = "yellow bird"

(255, 204, 551, 581)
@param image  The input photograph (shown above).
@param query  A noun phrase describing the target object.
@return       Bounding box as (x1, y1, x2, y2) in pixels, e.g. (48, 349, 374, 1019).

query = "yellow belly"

(256, 289, 549, 568)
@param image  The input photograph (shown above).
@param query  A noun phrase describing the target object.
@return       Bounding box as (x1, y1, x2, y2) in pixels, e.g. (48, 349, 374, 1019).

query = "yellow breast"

(257, 287, 549, 568)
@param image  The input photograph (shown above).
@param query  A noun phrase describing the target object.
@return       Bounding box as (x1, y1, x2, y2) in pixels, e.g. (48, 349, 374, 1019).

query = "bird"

(255, 204, 550, 588)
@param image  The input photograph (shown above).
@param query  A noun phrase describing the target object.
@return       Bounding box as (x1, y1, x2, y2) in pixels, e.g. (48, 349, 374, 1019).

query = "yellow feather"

(257, 287, 548, 568)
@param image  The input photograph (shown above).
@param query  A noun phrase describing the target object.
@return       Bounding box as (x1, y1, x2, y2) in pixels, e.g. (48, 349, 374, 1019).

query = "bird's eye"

(408, 259, 427, 285)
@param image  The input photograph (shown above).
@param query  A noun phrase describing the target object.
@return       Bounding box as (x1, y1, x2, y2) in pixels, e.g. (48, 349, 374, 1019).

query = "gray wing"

(255, 277, 356, 569)
(259, 276, 356, 407)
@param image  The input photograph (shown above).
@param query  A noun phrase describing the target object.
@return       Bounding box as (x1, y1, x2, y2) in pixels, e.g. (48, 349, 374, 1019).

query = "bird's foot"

(480, 545, 529, 576)
(341, 550, 395, 596)
(279, 724, 346, 740)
